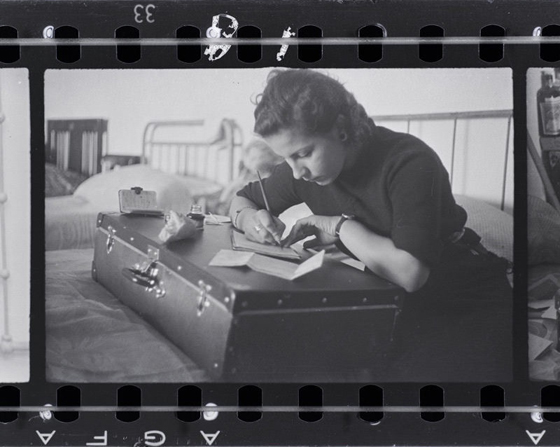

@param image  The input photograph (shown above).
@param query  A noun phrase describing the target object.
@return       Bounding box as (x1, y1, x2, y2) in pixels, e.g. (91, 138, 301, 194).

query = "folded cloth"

(158, 210, 197, 244)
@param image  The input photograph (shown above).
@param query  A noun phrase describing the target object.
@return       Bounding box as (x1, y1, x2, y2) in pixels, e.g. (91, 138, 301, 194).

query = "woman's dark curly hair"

(254, 69, 372, 147)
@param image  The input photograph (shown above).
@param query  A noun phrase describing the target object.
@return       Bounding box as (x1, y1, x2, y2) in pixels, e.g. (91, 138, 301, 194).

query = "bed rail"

(372, 109, 513, 212)
(142, 118, 243, 186)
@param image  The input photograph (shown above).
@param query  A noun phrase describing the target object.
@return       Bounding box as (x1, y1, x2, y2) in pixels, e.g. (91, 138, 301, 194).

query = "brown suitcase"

(93, 213, 404, 382)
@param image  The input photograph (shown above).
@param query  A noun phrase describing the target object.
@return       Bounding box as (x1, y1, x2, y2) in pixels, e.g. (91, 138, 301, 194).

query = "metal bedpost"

(0, 74, 13, 354)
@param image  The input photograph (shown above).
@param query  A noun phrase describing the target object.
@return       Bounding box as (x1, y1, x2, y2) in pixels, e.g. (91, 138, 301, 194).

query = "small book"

(119, 187, 164, 216)
(209, 249, 324, 281)
(231, 229, 301, 260)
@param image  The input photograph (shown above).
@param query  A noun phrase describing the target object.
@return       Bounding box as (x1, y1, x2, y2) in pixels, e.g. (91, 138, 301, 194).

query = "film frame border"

(0, 0, 559, 445)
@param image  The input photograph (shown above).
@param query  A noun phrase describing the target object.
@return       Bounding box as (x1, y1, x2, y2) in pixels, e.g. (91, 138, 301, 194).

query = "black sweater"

(237, 125, 467, 267)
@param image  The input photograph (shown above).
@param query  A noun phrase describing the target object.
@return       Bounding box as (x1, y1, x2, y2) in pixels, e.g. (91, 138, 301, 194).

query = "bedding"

(45, 163, 88, 197)
(46, 248, 209, 382)
(45, 165, 213, 251)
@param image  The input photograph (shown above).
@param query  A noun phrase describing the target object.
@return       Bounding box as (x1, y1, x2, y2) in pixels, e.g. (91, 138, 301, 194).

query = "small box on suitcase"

(93, 212, 404, 382)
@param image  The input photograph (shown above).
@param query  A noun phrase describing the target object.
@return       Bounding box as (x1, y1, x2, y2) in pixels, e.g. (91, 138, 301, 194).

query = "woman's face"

(264, 127, 347, 186)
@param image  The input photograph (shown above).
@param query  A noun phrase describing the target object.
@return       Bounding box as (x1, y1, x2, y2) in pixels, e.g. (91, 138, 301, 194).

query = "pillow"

(528, 195, 560, 266)
(454, 195, 513, 262)
(73, 165, 193, 214)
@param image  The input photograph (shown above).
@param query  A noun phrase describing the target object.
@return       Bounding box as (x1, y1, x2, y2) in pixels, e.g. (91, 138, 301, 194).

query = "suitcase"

(93, 212, 405, 382)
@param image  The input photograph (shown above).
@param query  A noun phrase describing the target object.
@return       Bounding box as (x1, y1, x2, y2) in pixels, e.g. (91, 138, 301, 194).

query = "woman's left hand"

(281, 215, 340, 249)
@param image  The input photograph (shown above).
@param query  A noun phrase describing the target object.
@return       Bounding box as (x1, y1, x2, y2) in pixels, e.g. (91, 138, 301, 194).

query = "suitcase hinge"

(197, 280, 212, 316)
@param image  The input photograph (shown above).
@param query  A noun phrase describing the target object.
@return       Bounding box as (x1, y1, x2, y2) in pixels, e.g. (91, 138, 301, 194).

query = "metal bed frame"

(142, 118, 243, 187)
(372, 109, 514, 211)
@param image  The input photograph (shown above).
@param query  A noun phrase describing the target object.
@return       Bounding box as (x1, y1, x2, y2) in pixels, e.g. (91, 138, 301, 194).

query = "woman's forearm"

(338, 220, 430, 293)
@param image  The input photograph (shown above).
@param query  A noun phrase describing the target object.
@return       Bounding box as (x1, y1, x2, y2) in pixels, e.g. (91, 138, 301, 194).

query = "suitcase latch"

(197, 280, 212, 316)
(122, 260, 166, 299)
(106, 225, 117, 254)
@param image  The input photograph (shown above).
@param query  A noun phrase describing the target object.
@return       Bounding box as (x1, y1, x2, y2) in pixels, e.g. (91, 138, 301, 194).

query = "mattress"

(46, 248, 208, 382)
(45, 196, 100, 251)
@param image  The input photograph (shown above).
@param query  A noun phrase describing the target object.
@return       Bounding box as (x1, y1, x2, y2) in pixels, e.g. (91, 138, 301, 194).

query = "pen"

(257, 170, 281, 245)
(257, 170, 271, 212)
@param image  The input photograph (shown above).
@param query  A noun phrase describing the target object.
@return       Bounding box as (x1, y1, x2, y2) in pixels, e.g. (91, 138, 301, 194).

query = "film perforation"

(176, 385, 202, 422)
(176, 26, 202, 63)
(115, 25, 141, 63)
(237, 385, 262, 422)
(541, 385, 560, 422)
(298, 385, 323, 422)
(479, 25, 506, 63)
(420, 385, 445, 422)
(237, 26, 262, 64)
(54, 385, 80, 423)
(359, 385, 384, 423)
(540, 24, 560, 62)
(297, 25, 323, 63)
(419, 25, 445, 63)
(480, 385, 506, 423)
(0, 384, 19, 423)
(116, 385, 142, 423)
(54, 26, 80, 64)
(358, 25, 384, 63)
(0, 26, 19, 64)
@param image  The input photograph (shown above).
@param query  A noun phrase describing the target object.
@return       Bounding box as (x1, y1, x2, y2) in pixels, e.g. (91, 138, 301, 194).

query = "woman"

(230, 69, 512, 381)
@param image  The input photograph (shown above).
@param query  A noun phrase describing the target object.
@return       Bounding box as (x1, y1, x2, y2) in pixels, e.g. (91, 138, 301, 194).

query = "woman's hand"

(243, 209, 286, 245)
(281, 215, 339, 248)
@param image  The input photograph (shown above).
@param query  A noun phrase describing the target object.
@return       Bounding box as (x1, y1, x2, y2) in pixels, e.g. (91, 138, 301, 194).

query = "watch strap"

(335, 213, 355, 237)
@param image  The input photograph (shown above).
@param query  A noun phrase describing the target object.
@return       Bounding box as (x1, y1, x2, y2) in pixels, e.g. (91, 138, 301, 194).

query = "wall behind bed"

(44, 68, 512, 210)
(1, 69, 30, 347)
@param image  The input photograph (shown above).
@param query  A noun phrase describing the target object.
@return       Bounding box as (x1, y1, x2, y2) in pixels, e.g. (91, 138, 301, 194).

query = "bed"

(45, 111, 516, 383)
(45, 119, 242, 251)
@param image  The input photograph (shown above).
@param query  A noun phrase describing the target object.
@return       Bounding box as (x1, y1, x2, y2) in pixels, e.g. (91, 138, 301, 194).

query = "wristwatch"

(335, 213, 355, 238)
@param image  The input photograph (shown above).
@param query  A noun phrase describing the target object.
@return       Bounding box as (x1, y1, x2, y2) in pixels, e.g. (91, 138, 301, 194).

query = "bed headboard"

(46, 119, 108, 177)
(142, 119, 243, 187)
(372, 110, 514, 213)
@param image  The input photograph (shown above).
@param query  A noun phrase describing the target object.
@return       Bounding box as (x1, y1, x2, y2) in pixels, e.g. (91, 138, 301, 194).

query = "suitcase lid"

(97, 213, 403, 313)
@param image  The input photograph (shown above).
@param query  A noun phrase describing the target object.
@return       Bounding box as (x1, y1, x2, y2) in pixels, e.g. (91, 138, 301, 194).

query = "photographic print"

(527, 67, 560, 381)
(0, 68, 30, 383)
(44, 68, 513, 383)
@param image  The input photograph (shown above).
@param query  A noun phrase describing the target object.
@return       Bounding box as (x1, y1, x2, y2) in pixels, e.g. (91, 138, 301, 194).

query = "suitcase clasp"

(122, 260, 166, 299)
(106, 225, 117, 254)
(197, 280, 212, 316)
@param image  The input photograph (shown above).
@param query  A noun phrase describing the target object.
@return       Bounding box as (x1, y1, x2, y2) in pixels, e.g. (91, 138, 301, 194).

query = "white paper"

(529, 333, 553, 361)
(209, 249, 324, 281)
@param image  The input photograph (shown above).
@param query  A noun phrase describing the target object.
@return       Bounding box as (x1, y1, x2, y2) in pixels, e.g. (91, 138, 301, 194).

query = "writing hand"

(281, 215, 339, 248)
(244, 209, 286, 245)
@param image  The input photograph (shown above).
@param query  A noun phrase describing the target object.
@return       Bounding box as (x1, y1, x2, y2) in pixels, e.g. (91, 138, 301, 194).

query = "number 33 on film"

(134, 4, 155, 23)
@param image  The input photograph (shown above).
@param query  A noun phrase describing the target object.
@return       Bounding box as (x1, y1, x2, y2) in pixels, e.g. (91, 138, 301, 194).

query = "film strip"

(1, 0, 560, 445)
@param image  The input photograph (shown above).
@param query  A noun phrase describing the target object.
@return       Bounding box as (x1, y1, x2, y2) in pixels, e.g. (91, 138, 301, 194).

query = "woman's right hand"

(242, 209, 285, 245)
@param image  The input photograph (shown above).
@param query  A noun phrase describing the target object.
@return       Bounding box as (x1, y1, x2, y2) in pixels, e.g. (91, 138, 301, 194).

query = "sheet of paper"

(232, 229, 300, 260)
(209, 249, 324, 280)
(209, 249, 254, 267)
(205, 214, 231, 225)
(308, 247, 366, 271)
(248, 254, 300, 280)
(541, 304, 558, 320)
(293, 250, 325, 279)
(529, 333, 553, 361)
(528, 298, 555, 310)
